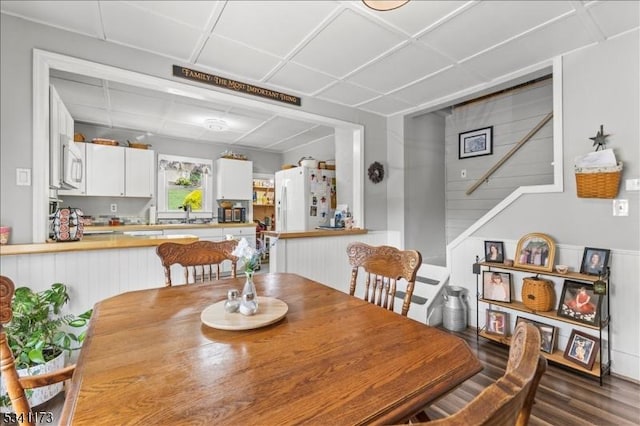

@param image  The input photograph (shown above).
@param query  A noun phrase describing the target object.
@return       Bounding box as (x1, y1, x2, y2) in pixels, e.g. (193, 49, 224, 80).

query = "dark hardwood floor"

(423, 327, 640, 426)
(19, 326, 640, 425)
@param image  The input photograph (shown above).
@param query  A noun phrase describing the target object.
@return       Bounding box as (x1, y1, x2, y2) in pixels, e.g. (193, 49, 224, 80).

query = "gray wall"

(404, 113, 446, 265)
(445, 79, 554, 244)
(0, 14, 388, 243)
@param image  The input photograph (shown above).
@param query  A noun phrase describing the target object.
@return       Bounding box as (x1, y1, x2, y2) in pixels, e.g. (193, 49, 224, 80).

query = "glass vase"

(239, 270, 258, 315)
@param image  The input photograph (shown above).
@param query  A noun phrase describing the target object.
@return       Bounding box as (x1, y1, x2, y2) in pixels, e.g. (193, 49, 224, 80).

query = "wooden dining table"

(59, 273, 482, 425)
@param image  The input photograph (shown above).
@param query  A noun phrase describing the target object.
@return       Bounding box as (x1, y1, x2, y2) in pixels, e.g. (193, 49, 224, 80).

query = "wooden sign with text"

(173, 65, 301, 106)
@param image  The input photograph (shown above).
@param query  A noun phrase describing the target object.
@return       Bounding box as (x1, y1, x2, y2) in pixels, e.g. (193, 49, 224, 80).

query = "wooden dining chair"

(346, 242, 422, 316)
(409, 321, 547, 426)
(156, 240, 239, 286)
(0, 275, 76, 426)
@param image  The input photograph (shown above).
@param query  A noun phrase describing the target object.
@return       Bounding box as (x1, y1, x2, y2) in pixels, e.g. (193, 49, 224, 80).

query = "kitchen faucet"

(181, 204, 192, 223)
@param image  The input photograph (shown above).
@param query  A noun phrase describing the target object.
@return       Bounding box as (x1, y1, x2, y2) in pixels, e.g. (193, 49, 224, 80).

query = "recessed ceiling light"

(204, 118, 228, 132)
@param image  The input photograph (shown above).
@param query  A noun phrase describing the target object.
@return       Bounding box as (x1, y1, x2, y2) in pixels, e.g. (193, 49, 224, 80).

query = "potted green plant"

(0, 283, 92, 410)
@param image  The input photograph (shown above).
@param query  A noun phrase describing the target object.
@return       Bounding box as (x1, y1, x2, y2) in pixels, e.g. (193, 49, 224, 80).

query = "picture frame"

(484, 240, 505, 263)
(513, 232, 555, 272)
(516, 316, 558, 354)
(563, 329, 600, 370)
(458, 126, 493, 159)
(486, 309, 509, 336)
(557, 280, 602, 326)
(580, 247, 610, 276)
(482, 271, 512, 303)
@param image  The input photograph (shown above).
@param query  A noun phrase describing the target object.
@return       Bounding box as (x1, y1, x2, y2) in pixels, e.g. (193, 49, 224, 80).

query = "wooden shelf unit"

(476, 261, 611, 385)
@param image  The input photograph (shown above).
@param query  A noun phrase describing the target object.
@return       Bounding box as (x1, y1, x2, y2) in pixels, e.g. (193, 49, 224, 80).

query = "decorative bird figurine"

(589, 125, 610, 151)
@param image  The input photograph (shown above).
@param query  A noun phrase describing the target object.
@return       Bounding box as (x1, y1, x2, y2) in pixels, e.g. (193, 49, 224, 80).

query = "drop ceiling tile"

(239, 116, 315, 143)
(166, 101, 227, 126)
(586, 1, 640, 38)
(51, 78, 107, 109)
(221, 111, 271, 133)
(109, 89, 169, 117)
(226, 106, 276, 122)
(100, 1, 202, 60)
(292, 9, 405, 78)
(316, 81, 380, 106)
(347, 43, 452, 93)
(108, 81, 178, 102)
(357, 0, 468, 36)
(128, 1, 219, 30)
(214, 1, 338, 57)
(269, 132, 333, 152)
(419, 1, 575, 61)
(0, 1, 102, 38)
(357, 96, 415, 116)
(110, 111, 163, 134)
(267, 62, 336, 95)
(72, 107, 112, 127)
(161, 120, 208, 139)
(460, 14, 594, 81)
(391, 66, 482, 106)
(197, 34, 283, 81)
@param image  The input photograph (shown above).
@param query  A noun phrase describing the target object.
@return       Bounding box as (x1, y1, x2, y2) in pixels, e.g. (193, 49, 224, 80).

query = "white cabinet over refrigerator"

(275, 167, 336, 232)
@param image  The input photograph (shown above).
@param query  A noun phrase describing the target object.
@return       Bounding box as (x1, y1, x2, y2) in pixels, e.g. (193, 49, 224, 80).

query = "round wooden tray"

(201, 296, 288, 331)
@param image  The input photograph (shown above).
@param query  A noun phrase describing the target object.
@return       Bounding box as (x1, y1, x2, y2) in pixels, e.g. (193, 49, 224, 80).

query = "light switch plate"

(613, 199, 629, 216)
(626, 178, 640, 191)
(16, 168, 31, 186)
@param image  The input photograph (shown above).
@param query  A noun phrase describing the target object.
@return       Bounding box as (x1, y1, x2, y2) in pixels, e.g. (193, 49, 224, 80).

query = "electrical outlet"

(626, 178, 640, 191)
(612, 199, 628, 217)
(110, 203, 118, 213)
(461, 169, 467, 178)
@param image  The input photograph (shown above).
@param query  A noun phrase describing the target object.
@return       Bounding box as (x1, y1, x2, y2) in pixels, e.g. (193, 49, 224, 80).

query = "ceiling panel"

(586, 0, 640, 37)
(316, 81, 380, 106)
(51, 78, 107, 109)
(128, 1, 219, 30)
(0, 1, 102, 38)
(270, 129, 334, 152)
(267, 62, 337, 95)
(291, 9, 405, 78)
(110, 111, 163, 133)
(358, 95, 416, 116)
(72, 106, 112, 127)
(109, 90, 169, 118)
(391, 66, 483, 106)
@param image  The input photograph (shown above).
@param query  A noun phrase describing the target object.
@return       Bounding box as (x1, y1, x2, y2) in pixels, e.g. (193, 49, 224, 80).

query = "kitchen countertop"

(85, 222, 254, 232)
(0, 234, 199, 256)
(262, 228, 367, 239)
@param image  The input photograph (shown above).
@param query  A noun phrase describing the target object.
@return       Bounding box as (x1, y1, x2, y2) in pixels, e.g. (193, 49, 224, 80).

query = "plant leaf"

(28, 349, 46, 364)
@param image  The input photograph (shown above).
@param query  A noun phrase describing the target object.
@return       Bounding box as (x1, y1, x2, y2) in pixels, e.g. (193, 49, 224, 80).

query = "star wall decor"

(589, 124, 610, 151)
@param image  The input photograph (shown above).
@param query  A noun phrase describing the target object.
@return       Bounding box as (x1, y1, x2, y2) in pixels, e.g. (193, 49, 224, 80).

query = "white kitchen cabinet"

(86, 144, 125, 196)
(49, 85, 74, 189)
(215, 158, 252, 200)
(125, 148, 154, 197)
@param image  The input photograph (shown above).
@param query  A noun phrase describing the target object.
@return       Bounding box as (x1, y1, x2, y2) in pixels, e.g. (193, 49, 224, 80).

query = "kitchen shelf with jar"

(252, 178, 275, 231)
(476, 261, 611, 385)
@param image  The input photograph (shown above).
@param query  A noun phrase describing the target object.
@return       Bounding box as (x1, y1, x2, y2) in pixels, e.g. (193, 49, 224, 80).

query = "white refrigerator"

(275, 167, 336, 232)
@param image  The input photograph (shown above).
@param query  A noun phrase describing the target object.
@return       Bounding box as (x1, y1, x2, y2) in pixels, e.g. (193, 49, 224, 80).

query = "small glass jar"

(224, 289, 240, 313)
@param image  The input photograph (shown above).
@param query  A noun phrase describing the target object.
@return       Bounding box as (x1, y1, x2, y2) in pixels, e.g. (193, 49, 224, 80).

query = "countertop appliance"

(275, 167, 336, 232)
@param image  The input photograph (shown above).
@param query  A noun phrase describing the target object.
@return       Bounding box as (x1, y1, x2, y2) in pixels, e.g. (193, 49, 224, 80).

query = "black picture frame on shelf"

(557, 280, 602, 326)
(458, 126, 493, 159)
(484, 240, 505, 263)
(563, 329, 600, 370)
(516, 316, 558, 354)
(482, 271, 512, 303)
(486, 309, 509, 336)
(580, 247, 610, 276)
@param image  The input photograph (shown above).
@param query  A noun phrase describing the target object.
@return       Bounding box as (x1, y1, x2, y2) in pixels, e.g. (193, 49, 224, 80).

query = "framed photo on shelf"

(513, 232, 555, 272)
(557, 280, 602, 326)
(458, 126, 493, 159)
(484, 240, 505, 263)
(516, 316, 558, 354)
(482, 271, 512, 303)
(486, 309, 509, 336)
(580, 247, 610, 276)
(563, 329, 600, 370)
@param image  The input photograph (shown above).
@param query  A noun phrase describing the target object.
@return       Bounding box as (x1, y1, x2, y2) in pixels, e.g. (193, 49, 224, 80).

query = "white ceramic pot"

(299, 159, 318, 168)
(0, 351, 65, 412)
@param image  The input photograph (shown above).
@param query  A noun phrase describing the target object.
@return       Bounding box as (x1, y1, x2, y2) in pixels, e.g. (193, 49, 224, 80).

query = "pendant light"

(362, 0, 409, 11)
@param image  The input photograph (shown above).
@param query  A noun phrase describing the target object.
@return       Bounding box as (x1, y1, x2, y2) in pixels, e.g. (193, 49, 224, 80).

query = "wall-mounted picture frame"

(484, 240, 505, 263)
(458, 126, 493, 159)
(482, 271, 512, 303)
(563, 329, 600, 370)
(486, 309, 509, 336)
(580, 247, 611, 276)
(513, 232, 556, 272)
(516, 316, 558, 354)
(557, 280, 602, 326)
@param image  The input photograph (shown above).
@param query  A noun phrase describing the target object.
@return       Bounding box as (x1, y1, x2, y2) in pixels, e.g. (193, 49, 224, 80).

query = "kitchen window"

(157, 154, 213, 220)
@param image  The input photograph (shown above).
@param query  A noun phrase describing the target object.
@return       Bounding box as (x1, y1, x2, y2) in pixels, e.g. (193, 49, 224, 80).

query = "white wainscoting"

(449, 236, 640, 382)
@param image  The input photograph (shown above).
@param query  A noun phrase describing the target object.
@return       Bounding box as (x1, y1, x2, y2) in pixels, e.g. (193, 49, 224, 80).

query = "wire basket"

(575, 162, 622, 199)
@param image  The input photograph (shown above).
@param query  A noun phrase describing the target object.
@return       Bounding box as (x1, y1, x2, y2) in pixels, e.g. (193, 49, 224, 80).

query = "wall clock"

(368, 161, 384, 184)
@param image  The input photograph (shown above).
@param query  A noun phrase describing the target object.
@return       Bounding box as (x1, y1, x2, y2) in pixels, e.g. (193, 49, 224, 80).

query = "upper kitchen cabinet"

(49, 85, 74, 189)
(125, 148, 154, 197)
(216, 158, 252, 200)
(85, 144, 154, 197)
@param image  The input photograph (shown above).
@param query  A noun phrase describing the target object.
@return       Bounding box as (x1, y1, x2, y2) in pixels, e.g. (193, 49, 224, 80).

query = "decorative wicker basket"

(521, 277, 555, 312)
(575, 162, 622, 199)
